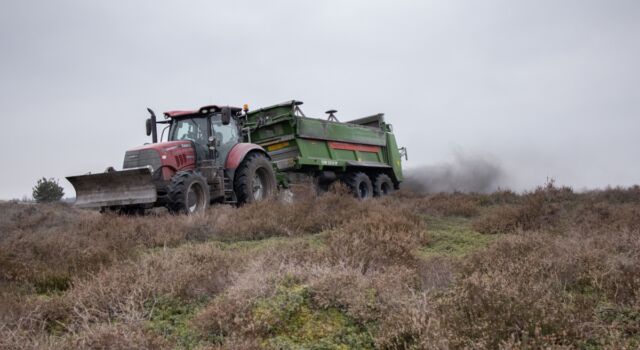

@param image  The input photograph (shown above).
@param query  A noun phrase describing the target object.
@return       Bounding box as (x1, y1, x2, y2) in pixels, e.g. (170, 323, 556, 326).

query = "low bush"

(436, 229, 640, 348)
(326, 201, 428, 273)
(418, 193, 481, 217)
(2, 184, 640, 348)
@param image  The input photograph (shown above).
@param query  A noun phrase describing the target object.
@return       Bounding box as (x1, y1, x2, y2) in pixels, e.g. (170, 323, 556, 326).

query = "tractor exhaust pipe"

(146, 108, 158, 143)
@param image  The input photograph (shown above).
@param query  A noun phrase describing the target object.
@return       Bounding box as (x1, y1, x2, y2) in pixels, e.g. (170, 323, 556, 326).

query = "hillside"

(1, 184, 639, 349)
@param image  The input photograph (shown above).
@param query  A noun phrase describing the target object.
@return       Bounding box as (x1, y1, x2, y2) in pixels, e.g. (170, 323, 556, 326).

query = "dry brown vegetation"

(1, 183, 639, 349)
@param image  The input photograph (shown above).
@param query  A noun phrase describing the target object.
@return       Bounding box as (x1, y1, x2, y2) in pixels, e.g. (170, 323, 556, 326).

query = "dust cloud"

(403, 152, 505, 194)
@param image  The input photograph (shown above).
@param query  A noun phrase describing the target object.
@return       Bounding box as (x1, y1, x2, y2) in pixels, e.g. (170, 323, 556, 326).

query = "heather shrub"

(3, 185, 640, 348)
(476, 188, 520, 206)
(472, 184, 566, 234)
(326, 201, 428, 273)
(69, 322, 169, 350)
(193, 257, 447, 349)
(431, 193, 480, 217)
(589, 185, 640, 204)
(473, 184, 640, 234)
(65, 243, 241, 329)
(572, 201, 640, 232)
(0, 206, 207, 291)
(412, 193, 480, 217)
(435, 229, 640, 348)
(191, 241, 328, 342)
(210, 190, 363, 241)
(414, 256, 457, 292)
(471, 204, 523, 234)
(0, 242, 244, 349)
(0, 202, 79, 233)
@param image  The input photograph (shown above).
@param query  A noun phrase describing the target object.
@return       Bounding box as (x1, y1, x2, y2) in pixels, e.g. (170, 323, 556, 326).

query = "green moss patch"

(254, 279, 374, 349)
(34, 274, 71, 294)
(421, 216, 495, 257)
(146, 296, 207, 349)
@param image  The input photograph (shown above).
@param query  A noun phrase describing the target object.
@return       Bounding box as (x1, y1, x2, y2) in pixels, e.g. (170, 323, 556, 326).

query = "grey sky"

(1, 0, 638, 198)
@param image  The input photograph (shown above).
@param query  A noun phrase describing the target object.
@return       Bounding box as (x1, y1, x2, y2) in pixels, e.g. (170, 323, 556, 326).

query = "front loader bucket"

(66, 167, 157, 208)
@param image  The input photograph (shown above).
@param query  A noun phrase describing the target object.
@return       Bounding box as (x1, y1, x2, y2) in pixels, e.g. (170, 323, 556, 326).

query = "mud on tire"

(234, 152, 277, 205)
(344, 172, 373, 199)
(167, 171, 210, 214)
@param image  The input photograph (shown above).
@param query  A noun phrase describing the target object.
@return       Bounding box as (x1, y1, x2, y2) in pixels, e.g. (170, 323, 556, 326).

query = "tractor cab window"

(170, 118, 208, 144)
(211, 114, 240, 166)
(211, 116, 239, 146)
(169, 117, 209, 160)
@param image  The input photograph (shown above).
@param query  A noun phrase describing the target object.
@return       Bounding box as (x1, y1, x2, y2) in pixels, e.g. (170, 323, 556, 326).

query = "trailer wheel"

(235, 152, 277, 205)
(167, 171, 210, 214)
(373, 174, 395, 197)
(344, 172, 373, 199)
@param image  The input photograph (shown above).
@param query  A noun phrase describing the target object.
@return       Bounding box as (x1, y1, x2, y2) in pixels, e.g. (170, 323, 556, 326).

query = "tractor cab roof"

(164, 105, 242, 118)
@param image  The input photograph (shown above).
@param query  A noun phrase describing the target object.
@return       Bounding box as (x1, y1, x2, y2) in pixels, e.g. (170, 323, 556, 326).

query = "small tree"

(32, 177, 65, 203)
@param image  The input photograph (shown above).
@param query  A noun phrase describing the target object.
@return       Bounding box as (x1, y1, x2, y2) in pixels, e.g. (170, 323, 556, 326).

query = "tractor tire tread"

(343, 171, 373, 199)
(373, 173, 395, 197)
(167, 171, 209, 214)
(234, 152, 276, 205)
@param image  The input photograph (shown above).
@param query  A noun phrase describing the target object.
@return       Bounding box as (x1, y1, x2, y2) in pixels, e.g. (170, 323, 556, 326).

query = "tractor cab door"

(210, 114, 241, 168)
(169, 117, 210, 162)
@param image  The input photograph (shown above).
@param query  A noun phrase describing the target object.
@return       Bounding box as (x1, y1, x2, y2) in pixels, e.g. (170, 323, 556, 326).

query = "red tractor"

(67, 105, 277, 214)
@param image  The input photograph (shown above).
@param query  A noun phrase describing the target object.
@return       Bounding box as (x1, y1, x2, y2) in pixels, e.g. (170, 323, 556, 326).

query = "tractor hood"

(123, 140, 196, 180)
(127, 140, 192, 153)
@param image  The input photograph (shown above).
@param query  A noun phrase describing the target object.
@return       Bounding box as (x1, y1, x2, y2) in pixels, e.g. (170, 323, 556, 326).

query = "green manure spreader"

(246, 101, 407, 199)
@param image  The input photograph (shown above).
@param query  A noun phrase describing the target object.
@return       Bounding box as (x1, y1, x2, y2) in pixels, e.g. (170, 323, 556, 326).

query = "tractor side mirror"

(145, 118, 152, 136)
(221, 108, 231, 125)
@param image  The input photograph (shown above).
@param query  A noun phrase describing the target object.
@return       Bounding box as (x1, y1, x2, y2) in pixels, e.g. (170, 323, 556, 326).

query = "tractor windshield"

(169, 117, 208, 144)
(210, 114, 240, 167)
(169, 117, 209, 161)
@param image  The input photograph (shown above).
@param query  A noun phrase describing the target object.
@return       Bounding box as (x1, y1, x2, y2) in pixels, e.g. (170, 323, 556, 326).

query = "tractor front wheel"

(234, 152, 277, 205)
(167, 171, 210, 214)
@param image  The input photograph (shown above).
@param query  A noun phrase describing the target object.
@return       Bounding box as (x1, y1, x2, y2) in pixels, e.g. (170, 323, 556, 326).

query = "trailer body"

(245, 101, 404, 189)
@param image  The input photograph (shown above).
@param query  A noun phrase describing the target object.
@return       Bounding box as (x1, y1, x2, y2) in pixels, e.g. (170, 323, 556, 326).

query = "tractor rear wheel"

(167, 171, 210, 214)
(373, 174, 394, 197)
(234, 152, 277, 205)
(344, 172, 373, 199)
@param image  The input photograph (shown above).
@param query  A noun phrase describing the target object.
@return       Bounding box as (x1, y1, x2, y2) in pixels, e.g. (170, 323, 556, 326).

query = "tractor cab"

(158, 106, 243, 167)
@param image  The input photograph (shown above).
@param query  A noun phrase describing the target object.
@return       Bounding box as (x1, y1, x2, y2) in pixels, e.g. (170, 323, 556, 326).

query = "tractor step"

(223, 177, 236, 204)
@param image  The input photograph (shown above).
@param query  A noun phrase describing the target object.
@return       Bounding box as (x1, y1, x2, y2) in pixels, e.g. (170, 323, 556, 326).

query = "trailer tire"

(167, 171, 210, 214)
(234, 152, 277, 205)
(344, 172, 373, 199)
(373, 174, 395, 197)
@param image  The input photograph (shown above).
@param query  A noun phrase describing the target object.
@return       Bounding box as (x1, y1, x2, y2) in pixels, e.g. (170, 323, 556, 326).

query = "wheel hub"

(187, 187, 198, 213)
(359, 182, 368, 198)
(186, 183, 205, 213)
(252, 173, 264, 200)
